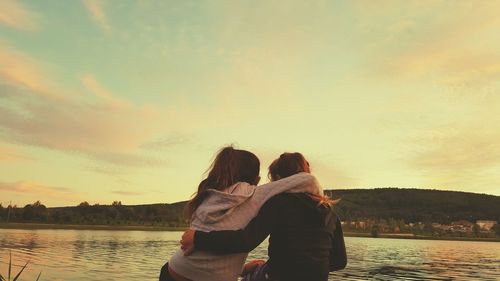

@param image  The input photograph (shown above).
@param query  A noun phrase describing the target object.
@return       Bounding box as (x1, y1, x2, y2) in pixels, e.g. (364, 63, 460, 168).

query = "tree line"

(0, 200, 189, 227)
(1, 188, 499, 235)
(327, 188, 500, 224)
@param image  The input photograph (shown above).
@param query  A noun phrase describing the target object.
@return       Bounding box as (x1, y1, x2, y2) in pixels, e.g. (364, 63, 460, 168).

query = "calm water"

(1, 229, 499, 280)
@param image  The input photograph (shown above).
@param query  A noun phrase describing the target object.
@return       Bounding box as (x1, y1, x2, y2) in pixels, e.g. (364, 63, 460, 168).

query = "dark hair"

(186, 146, 260, 219)
(268, 152, 335, 206)
(268, 152, 310, 181)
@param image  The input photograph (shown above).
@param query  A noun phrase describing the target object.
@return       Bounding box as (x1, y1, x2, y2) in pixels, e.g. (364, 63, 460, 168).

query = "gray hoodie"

(168, 173, 323, 281)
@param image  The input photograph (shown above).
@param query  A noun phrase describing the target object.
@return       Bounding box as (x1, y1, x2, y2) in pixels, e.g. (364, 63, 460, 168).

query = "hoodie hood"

(193, 182, 256, 224)
(190, 172, 323, 231)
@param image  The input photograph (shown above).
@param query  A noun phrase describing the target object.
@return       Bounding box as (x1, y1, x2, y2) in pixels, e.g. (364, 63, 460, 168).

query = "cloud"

(0, 0, 40, 31)
(0, 45, 176, 168)
(0, 44, 59, 97)
(0, 89, 144, 154)
(82, 0, 111, 32)
(0, 144, 32, 162)
(0, 181, 85, 204)
(87, 165, 123, 176)
(140, 135, 191, 150)
(407, 119, 500, 194)
(111, 190, 144, 196)
(88, 151, 167, 167)
(80, 73, 116, 100)
(0, 82, 168, 166)
(368, 1, 500, 93)
(412, 127, 500, 172)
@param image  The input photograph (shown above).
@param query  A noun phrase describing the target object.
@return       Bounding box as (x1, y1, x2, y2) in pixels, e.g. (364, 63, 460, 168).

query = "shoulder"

(268, 192, 297, 203)
(264, 193, 317, 210)
(261, 193, 296, 210)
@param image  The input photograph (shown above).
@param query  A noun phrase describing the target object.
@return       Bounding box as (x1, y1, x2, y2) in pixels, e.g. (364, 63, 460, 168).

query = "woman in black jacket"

(181, 152, 347, 281)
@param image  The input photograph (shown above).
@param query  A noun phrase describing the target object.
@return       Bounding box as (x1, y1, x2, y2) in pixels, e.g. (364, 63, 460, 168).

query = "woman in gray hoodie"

(160, 146, 323, 281)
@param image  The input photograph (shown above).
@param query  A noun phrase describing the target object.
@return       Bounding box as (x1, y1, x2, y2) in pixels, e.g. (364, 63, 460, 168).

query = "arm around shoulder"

(194, 197, 280, 254)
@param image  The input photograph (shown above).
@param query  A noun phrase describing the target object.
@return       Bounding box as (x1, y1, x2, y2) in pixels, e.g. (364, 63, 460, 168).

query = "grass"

(0, 252, 41, 281)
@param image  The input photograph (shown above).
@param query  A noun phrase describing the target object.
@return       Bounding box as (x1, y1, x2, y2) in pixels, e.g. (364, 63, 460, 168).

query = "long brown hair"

(268, 152, 336, 206)
(186, 146, 260, 218)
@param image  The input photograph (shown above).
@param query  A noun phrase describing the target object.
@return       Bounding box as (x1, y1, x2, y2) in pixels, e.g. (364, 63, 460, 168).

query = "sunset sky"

(1, 0, 499, 207)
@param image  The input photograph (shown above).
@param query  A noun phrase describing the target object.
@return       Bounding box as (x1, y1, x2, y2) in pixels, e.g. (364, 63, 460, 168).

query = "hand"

(180, 229, 196, 256)
(241, 259, 266, 276)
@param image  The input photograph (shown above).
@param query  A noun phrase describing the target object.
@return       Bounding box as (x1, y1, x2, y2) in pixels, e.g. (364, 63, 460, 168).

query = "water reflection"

(0, 229, 499, 280)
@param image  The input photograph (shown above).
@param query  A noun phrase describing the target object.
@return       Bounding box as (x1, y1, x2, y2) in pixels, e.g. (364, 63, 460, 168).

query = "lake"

(1, 229, 499, 280)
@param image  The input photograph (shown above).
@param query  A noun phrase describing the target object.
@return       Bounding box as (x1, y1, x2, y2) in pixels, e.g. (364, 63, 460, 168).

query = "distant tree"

(423, 222, 434, 235)
(7, 204, 17, 221)
(23, 204, 35, 220)
(371, 224, 379, 238)
(78, 201, 90, 207)
(33, 201, 45, 209)
(22, 201, 47, 221)
(473, 224, 481, 237)
(492, 224, 500, 238)
(112, 201, 122, 206)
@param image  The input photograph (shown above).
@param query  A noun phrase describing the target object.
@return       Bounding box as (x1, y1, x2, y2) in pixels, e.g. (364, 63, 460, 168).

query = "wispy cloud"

(406, 112, 500, 194)
(0, 45, 176, 168)
(0, 144, 32, 162)
(0, 181, 85, 204)
(367, 1, 500, 93)
(140, 135, 191, 150)
(412, 127, 500, 172)
(82, 0, 111, 33)
(0, 44, 58, 97)
(111, 190, 144, 196)
(88, 151, 167, 167)
(0, 0, 40, 31)
(80, 73, 115, 100)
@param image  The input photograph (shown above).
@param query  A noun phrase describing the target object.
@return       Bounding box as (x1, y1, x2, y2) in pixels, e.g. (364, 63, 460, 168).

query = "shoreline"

(0, 222, 185, 232)
(1, 223, 499, 242)
(343, 232, 500, 242)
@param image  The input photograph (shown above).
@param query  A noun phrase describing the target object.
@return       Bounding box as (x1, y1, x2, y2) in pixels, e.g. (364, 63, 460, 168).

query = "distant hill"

(2, 188, 499, 226)
(325, 188, 500, 223)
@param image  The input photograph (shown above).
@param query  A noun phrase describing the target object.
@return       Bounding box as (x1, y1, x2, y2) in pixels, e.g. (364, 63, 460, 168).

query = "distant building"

(476, 220, 497, 231)
(357, 221, 367, 229)
(431, 223, 442, 229)
(451, 220, 473, 233)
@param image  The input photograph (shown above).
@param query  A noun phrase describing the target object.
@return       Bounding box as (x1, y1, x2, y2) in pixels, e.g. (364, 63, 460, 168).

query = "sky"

(0, 0, 499, 207)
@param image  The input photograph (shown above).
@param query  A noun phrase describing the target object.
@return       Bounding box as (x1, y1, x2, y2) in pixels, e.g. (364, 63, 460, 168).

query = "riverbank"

(344, 231, 500, 242)
(1, 223, 499, 242)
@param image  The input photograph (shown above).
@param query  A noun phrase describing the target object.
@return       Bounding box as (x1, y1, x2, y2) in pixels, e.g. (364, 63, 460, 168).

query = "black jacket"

(194, 193, 347, 281)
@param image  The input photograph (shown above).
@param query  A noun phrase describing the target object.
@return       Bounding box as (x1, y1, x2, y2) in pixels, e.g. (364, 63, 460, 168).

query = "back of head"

(268, 152, 310, 181)
(268, 152, 335, 206)
(186, 146, 260, 218)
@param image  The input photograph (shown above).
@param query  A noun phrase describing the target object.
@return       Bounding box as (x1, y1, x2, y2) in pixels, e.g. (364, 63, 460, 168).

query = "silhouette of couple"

(159, 146, 346, 281)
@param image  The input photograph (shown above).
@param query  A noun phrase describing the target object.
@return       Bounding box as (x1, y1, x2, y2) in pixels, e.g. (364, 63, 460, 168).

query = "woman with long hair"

(181, 152, 347, 281)
(160, 147, 323, 281)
